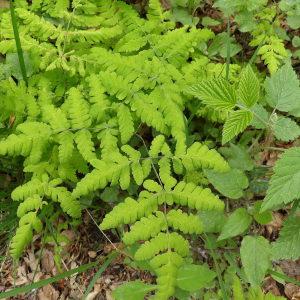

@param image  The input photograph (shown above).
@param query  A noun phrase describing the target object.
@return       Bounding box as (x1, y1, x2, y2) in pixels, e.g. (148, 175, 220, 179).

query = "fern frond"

(150, 251, 184, 270)
(74, 129, 96, 163)
(42, 104, 70, 131)
(66, 26, 122, 44)
(117, 104, 134, 144)
(158, 157, 177, 191)
(122, 212, 167, 245)
(134, 232, 189, 260)
(65, 87, 91, 129)
(10, 224, 33, 260)
(11, 177, 46, 201)
(154, 261, 180, 300)
(102, 179, 223, 231)
(46, 185, 81, 218)
(16, 8, 60, 41)
(16, 195, 44, 218)
(58, 131, 74, 163)
(160, 181, 224, 211)
(98, 71, 133, 100)
(87, 74, 110, 122)
(101, 196, 158, 230)
(72, 168, 108, 198)
(147, 0, 169, 23)
(131, 94, 168, 134)
(178, 142, 229, 173)
(0, 134, 33, 156)
(166, 209, 203, 234)
(10, 212, 43, 260)
(257, 36, 288, 74)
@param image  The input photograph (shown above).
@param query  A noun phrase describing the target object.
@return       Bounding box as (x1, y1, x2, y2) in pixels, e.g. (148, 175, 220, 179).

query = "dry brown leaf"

(88, 251, 97, 259)
(285, 283, 300, 300)
(266, 212, 284, 237)
(280, 260, 300, 278)
(263, 277, 281, 296)
(41, 250, 55, 274)
(61, 230, 76, 243)
(38, 284, 59, 300)
(24, 251, 39, 273)
(85, 283, 102, 300)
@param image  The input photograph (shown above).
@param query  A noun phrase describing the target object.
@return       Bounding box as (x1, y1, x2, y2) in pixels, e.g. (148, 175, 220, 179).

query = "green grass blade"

(83, 251, 119, 299)
(0, 260, 99, 299)
(268, 269, 300, 287)
(225, 18, 231, 81)
(205, 234, 229, 300)
(9, 0, 28, 85)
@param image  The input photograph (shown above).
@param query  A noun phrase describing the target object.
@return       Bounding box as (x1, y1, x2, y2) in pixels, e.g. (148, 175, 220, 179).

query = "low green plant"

(0, 0, 234, 298)
(1, 0, 300, 299)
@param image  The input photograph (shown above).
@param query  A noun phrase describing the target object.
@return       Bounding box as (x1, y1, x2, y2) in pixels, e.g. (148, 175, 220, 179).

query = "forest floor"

(1, 207, 300, 299)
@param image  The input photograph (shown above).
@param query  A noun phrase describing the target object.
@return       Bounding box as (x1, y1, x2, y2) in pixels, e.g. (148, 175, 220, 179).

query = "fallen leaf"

(285, 283, 300, 300)
(38, 284, 59, 300)
(41, 250, 55, 274)
(88, 251, 97, 259)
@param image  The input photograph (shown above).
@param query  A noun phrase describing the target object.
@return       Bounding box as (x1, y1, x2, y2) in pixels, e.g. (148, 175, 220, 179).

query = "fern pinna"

(0, 0, 231, 298)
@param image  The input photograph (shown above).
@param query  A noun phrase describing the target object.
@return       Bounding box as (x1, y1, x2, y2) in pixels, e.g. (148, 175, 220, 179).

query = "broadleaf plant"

(187, 65, 260, 144)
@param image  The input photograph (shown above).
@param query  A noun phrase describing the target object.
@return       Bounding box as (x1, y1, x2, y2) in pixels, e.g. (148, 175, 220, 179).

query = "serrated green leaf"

(100, 186, 120, 203)
(235, 11, 256, 32)
(176, 264, 216, 292)
(222, 110, 253, 144)
(238, 66, 260, 107)
(112, 281, 155, 300)
(241, 236, 271, 287)
(265, 63, 300, 113)
(250, 104, 270, 129)
(261, 147, 300, 211)
(287, 15, 300, 30)
(174, 288, 191, 300)
(201, 16, 221, 27)
(220, 144, 254, 171)
(198, 210, 226, 233)
(208, 32, 242, 58)
(249, 201, 272, 225)
(272, 215, 300, 260)
(273, 116, 300, 142)
(204, 168, 249, 199)
(292, 36, 300, 47)
(218, 208, 252, 241)
(171, 8, 198, 25)
(187, 78, 237, 110)
(4, 52, 33, 80)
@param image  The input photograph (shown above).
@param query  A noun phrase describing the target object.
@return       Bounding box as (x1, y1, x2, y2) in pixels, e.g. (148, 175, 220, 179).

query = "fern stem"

(9, 0, 28, 85)
(225, 18, 231, 81)
(135, 133, 171, 251)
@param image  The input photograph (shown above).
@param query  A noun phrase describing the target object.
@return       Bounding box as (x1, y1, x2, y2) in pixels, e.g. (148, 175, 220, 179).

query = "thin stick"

(85, 209, 133, 259)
